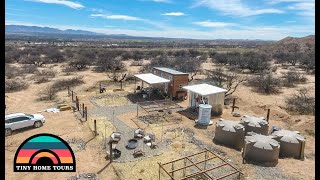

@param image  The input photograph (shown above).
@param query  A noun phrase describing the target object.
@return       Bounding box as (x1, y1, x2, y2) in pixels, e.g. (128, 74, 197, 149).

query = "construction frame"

(158, 148, 243, 180)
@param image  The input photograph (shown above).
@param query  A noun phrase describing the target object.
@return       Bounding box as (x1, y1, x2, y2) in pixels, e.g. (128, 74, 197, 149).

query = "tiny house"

(152, 67, 189, 99)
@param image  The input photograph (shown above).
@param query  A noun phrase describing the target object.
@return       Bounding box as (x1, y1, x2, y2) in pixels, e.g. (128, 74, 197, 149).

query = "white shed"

(183, 84, 227, 115)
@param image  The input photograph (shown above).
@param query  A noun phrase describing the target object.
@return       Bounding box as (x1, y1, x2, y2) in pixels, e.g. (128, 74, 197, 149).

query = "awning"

(134, 73, 170, 85)
(182, 83, 227, 96)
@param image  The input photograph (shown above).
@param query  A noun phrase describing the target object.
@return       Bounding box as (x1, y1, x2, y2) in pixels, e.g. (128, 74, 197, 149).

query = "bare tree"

(207, 67, 247, 97)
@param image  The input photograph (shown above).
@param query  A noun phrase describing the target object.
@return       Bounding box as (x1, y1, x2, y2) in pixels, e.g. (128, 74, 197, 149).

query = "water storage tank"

(196, 104, 212, 125)
(214, 119, 245, 150)
(240, 115, 269, 135)
(243, 132, 280, 165)
(272, 129, 305, 159)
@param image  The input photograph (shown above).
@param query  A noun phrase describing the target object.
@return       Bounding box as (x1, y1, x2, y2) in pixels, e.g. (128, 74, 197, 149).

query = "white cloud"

(288, 2, 314, 17)
(162, 12, 185, 16)
(27, 0, 84, 9)
(193, 0, 284, 16)
(91, 14, 143, 21)
(194, 21, 236, 27)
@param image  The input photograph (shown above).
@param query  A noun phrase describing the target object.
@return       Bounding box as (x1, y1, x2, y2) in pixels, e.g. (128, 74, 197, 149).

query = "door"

(9, 117, 22, 130)
(16, 117, 32, 129)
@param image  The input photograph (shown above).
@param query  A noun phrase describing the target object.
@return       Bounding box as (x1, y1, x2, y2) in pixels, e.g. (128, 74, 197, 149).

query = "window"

(179, 84, 183, 89)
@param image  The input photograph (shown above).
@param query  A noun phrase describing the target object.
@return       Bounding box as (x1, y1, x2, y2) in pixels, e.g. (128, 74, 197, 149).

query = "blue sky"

(5, 0, 315, 40)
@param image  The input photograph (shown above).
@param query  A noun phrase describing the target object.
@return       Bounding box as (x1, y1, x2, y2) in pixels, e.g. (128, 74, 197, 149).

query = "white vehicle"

(5, 113, 45, 136)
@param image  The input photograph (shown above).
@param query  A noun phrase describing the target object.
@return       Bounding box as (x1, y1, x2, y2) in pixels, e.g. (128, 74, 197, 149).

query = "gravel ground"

(88, 104, 166, 163)
(254, 166, 288, 180)
(68, 173, 99, 180)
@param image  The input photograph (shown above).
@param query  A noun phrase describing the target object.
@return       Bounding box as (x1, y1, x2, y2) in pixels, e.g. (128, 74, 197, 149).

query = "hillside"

(261, 35, 315, 53)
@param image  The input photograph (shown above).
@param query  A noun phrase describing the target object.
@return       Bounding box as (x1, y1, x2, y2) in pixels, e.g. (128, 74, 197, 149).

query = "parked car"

(5, 113, 45, 136)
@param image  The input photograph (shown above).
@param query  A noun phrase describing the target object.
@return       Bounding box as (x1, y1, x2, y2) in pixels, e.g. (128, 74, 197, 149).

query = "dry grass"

(93, 96, 129, 107)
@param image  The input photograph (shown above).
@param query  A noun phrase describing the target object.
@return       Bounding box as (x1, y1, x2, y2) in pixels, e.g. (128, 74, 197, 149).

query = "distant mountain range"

(6, 25, 104, 35)
(5, 25, 274, 41)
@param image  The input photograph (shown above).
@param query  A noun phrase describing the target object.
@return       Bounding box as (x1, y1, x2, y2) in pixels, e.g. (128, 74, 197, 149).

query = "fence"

(67, 86, 88, 122)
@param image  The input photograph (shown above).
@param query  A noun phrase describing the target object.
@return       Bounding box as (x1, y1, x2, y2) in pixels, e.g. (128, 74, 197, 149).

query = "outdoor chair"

(133, 149, 145, 158)
(143, 135, 152, 143)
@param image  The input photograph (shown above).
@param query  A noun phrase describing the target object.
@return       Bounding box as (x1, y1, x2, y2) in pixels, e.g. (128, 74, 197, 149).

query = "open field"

(5, 45, 315, 180)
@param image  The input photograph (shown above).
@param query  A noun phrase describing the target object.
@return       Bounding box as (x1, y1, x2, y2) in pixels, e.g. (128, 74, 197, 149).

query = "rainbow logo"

(14, 134, 76, 172)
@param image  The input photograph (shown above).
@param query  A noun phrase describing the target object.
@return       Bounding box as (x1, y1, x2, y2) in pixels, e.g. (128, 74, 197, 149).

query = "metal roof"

(153, 67, 188, 75)
(183, 83, 227, 96)
(134, 73, 170, 85)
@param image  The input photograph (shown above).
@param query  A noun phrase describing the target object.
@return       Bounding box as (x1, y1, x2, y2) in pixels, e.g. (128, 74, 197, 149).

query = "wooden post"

(76, 96, 79, 111)
(104, 124, 107, 148)
(109, 141, 113, 163)
(85, 107, 88, 121)
(82, 103, 85, 118)
(94, 119, 97, 136)
(71, 91, 74, 102)
(120, 81, 123, 90)
(134, 77, 137, 92)
(232, 98, 236, 113)
(67, 86, 70, 96)
(266, 109, 270, 122)
(158, 163, 161, 180)
(136, 103, 139, 117)
(99, 82, 102, 93)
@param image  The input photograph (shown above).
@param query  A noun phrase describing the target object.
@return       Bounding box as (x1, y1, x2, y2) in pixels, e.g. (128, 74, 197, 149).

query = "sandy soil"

(5, 62, 315, 180)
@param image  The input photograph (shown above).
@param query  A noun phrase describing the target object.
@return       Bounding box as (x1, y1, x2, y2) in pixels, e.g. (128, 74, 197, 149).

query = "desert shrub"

(5, 78, 29, 92)
(271, 66, 277, 72)
(62, 66, 78, 73)
(281, 69, 307, 87)
(38, 85, 58, 101)
(5, 64, 21, 79)
(286, 88, 315, 115)
(51, 76, 84, 91)
(247, 72, 281, 94)
(20, 64, 39, 74)
(131, 60, 143, 66)
(40, 69, 56, 78)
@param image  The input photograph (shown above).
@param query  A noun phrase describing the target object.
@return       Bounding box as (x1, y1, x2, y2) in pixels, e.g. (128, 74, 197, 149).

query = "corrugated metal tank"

(240, 115, 269, 135)
(196, 104, 212, 125)
(214, 119, 245, 150)
(243, 132, 280, 164)
(272, 129, 305, 160)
